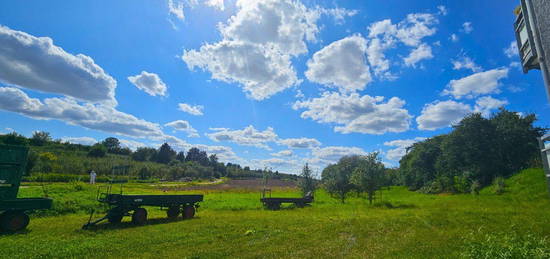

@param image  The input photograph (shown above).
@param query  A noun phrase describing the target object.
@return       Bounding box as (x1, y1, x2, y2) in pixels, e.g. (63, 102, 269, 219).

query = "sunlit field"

(1, 169, 549, 258)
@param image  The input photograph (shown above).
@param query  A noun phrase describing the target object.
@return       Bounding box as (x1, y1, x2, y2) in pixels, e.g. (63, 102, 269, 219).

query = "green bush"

(470, 180, 481, 195)
(493, 177, 506, 195)
(69, 180, 84, 191)
(453, 175, 471, 193)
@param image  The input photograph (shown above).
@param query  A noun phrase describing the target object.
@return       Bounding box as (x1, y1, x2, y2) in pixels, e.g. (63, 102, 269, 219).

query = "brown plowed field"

(166, 178, 297, 191)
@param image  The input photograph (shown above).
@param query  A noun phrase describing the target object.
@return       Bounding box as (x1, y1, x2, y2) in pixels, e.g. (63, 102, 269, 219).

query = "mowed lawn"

(2, 169, 550, 258)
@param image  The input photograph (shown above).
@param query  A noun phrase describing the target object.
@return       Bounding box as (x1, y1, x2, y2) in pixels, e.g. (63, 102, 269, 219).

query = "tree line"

(0, 132, 294, 181)
(398, 108, 544, 193)
(317, 108, 546, 203)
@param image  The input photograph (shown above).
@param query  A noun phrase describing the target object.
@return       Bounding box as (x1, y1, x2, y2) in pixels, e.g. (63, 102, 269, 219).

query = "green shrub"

(493, 177, 506, 195)
(470, 180, 481, 195)
(453, 175, 470, 193)
(69, 180, 84, 191)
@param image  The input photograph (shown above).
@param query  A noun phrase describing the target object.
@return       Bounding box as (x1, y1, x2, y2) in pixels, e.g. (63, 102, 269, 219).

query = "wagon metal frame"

(0, 145, 52, 232)
(83, 166, 203, 229)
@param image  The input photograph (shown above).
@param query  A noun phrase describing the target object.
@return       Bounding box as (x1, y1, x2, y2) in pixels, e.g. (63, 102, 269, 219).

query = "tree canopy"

(399, 109, 545, 193)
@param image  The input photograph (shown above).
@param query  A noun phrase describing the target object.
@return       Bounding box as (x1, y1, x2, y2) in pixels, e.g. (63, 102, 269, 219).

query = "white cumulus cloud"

(293, 92, 412, 135)
(182, 0, 328, 100)
(205, 0, 224, 10)
(366, 12, 438, 77)
(0, 87, 165, 139)
(404, 43, 433, 67)
(416, 100, 472, 130)
(165, 120, 199, 138)
(316, 6, 358, 25)
(207, 125, 278, 149)
(183, 40, 299, 100)
(305, 35, 371, 93)
(178, 103, 204, 116)
(278, 137, 321, 149)
(271, 150, 293, 157)
(444, 68, 509, 99)
(384, 137, 427, 161)
(0, 25, 117, 105)
(504, 41, 519, 58)
(452, 56, 482, 72)
(462, 22, 473, 34)
(474, 96, 508, 117)
(450, 33, 459, 42)
(168, 0, 185, 20)
(128, 71, 168, 97)
(219, 0, 319, 57)
(437, 6, 448, 16)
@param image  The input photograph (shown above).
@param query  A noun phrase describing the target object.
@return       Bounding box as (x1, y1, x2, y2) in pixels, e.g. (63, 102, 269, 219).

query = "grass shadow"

(373, 201, 417, 209)
(81, 216, 201, 231)
(262, 203, 312, 211)
(0, 229, 31, 236)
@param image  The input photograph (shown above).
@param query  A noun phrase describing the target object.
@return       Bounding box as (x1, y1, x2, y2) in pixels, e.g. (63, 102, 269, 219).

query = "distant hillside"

(0, 132, 299, 182)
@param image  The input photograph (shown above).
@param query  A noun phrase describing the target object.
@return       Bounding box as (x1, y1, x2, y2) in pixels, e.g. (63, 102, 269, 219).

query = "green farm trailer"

(83, 167, 203, 229)
(0, 145, 52, 232)
(260, 189, 313, 210)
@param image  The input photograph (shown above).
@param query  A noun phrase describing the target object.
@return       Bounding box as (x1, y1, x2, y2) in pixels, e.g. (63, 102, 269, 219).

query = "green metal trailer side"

(0, 145, 52, 232)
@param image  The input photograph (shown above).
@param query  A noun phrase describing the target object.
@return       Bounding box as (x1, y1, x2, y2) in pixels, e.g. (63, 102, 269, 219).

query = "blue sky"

(0, 0, 548, 174)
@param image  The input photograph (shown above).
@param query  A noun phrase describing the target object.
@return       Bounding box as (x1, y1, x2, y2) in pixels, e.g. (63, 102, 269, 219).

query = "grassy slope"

(1, 169, 550, 258)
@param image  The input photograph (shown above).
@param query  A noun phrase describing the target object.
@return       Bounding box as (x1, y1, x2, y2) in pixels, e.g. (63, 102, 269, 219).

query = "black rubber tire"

(131, 208, 148, 225)
(0, 211, 30, 232)
(183, 206, 195, 219)
(267, 202, 280, 210)
(166, 206, 180, 219)
(107, 213, 123, 224)
(296, 202, 305, 208)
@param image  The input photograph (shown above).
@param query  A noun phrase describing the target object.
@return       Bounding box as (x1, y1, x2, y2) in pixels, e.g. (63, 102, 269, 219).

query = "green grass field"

(2, 169, 550, 258)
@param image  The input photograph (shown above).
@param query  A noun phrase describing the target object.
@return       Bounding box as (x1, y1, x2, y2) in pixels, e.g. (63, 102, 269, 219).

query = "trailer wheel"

(183, 206, 195, 219)
(108, 214, 123, 224)
(0, 211, 30, 232)
(267, 202, 280, 210)
(132, 208, 148, 225)
(166, 206, 180, 219)
(296, 202, 305, 208)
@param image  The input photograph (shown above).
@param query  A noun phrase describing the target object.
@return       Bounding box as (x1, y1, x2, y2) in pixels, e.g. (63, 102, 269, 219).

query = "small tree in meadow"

(298, 163, 316, 197)
(322, 164, 353, 203)
(350, 153, 385, 204)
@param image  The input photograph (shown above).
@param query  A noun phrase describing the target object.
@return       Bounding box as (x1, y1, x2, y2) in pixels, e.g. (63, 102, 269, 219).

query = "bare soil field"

(161, 178, 297, 191)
